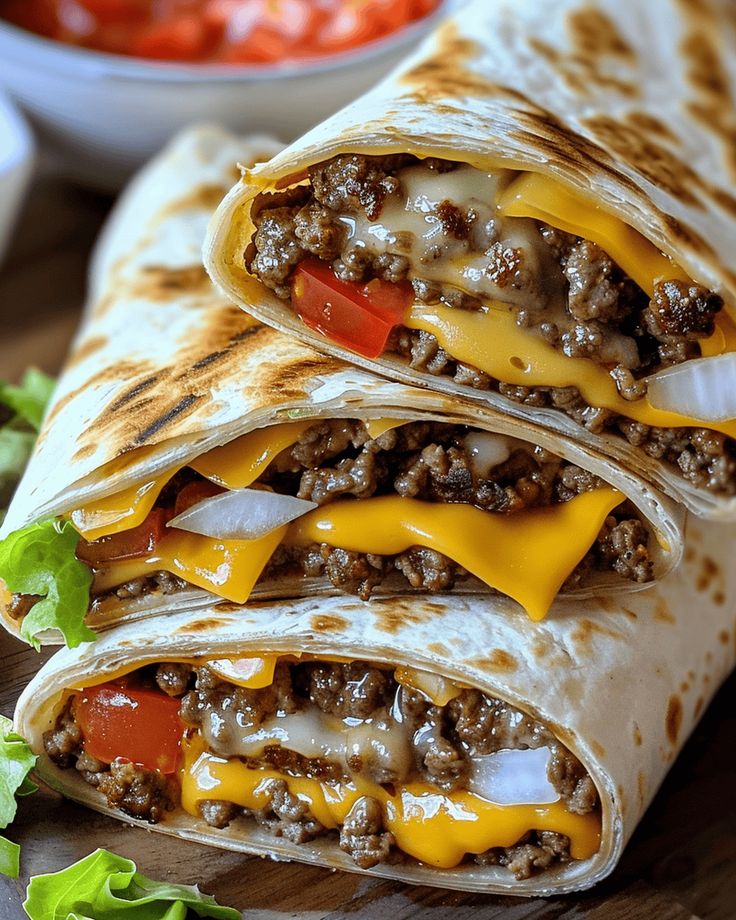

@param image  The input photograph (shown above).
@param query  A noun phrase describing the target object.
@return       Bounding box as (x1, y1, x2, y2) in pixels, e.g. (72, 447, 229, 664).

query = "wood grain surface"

(0, 174, 734, 920)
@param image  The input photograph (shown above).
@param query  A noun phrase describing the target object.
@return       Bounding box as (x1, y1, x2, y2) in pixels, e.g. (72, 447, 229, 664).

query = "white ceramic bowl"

(0, 5, 450, 190)
(0, 93, 34, 265)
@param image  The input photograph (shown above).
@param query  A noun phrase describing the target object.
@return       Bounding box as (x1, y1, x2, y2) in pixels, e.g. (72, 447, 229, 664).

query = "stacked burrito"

(2, 0, 736, 899)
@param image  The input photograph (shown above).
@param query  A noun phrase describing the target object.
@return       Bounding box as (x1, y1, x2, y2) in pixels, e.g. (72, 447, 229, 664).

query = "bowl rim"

(0, 0, 453, 83)
(0, 91, 34, 173)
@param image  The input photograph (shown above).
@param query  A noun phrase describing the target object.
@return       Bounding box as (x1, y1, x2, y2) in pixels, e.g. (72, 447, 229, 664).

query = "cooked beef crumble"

(59, 418, 651, 614)
(45, 658, 600, 879)
(248, 153, 732, 496)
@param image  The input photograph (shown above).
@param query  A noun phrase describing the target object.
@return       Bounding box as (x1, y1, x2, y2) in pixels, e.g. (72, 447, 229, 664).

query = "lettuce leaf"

(0, 368, 55, 432)
(0, 520, 94, 649)
(23, 849, 241, 920)
(0, 715, 37, 879)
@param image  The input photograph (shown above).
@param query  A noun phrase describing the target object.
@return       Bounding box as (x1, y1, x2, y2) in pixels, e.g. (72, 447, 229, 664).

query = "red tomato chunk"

(1, 0, 442, 63)
(74, 682, 184, 773)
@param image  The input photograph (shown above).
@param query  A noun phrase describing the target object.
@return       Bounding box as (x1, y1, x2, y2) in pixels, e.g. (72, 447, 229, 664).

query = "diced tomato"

(74, 682, 183, 774)
(173, 479, 224, 515)
(130, 14, 208, 60)
(291, 259, 412, 358)
(76, 506, 171, 565)
(76, 0, 150, 25)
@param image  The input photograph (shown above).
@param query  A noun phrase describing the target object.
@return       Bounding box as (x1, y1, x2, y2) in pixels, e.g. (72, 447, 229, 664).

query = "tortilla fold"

(14, 516, 736, 895)
(0, 127, 684, 643)
(204, 0, 736, 521)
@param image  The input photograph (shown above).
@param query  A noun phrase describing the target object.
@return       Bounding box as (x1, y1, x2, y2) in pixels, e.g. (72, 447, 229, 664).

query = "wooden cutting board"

(0, 175, 733, 920)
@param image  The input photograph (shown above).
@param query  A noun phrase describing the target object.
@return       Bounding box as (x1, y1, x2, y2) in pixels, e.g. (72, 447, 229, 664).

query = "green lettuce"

(0, 520, 94, 649)
(0, 368, 55, 432)
(0, 715, 37, 879)
(0, 369, 55, 523)
(24, 849, 241, 920)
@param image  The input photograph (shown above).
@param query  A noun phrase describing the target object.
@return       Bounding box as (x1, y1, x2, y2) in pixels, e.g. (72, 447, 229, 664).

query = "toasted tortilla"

(14, 516, 736, 895)
(204, 0, 736, 520)
(0, 126, 683, 642)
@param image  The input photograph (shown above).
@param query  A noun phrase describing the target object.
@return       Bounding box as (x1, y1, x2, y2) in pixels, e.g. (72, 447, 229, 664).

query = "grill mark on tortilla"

(310, 614, 348, 633)
(571, 618, 625, 649)
(426, 641, 450, 657)
(470, 650, 518, 673)
(566, 7, 634, 60)
(581, 116, 704, 208)
(176, 617, 229, 633)
(134, 394, 203, 444)
(45, 361, 154, 430)
(637, 770, 646, 811)
(399, 22, 490, 102)
(373, 599, 431, 633)
(665, 694, 683, 745)
(654, 600, 675, 624)
(71, 443, 96, 462)
(133, 265, 212, 301)
(108, 374, 161, 411)
(625, 111, 678, 143)
(159, 183, 229, 220)
(66, 335, 109, 369)
(528, 35, 638, 99)
(633, 724, 642, 746)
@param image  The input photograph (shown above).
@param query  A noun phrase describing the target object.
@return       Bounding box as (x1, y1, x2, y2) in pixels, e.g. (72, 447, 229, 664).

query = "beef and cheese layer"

(44, 655, 602, 879)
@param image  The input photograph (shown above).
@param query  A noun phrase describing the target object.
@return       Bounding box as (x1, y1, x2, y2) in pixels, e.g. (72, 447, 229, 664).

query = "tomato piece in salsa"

(0, 0, 442, 63)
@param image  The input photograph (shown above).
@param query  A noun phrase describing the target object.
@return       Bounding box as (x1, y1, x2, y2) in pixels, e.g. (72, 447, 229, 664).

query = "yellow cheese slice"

(189, 420, 315, 488)
(73, 420, 315, 541)
(363, 418, 410, 439)
(207, 656, 279, 689)
(287, 491, 624, 621)
(407, 304, 736, 437)
(498, 172, 689, 294)
(93, 489, 622, 620)
(92, 526, 287, 603)
(180, 735, 601, 868)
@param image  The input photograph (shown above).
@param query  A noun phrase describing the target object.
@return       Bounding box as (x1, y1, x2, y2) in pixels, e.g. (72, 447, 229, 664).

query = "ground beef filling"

(249, 153, 733, 496)
(44, 659, 599, 880)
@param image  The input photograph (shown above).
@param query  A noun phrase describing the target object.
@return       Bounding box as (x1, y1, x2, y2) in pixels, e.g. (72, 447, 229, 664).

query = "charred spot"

(472, 650, 518, 673)
(137, 265, 211, 299)
(108, 375, 161, 412)
(66, 335, 109, 369)
(71, 443, 96, 463)
(134, 394, 202, 444)
(633, 724, 642, 746)
(582, 116, 703, 207)
(176, 617, 229, 633)
(566, 8, 634, 59)
(665, 694, 683, 745)
(310, 614, 349, 633)
(400, 23, 488, 101)
(625, 111, 677, 142)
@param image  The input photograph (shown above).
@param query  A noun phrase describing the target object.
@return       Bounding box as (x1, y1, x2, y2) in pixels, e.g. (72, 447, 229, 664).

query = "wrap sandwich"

(14, 516, 736, 895)
(0, 127, 684, 647)
(205, 0, 736, 522)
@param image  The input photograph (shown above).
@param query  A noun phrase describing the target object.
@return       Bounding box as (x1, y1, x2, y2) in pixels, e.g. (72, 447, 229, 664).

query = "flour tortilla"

(14, 516, 736, 895)
(204, 0, 736, 520)
(0, 125, 684, 643)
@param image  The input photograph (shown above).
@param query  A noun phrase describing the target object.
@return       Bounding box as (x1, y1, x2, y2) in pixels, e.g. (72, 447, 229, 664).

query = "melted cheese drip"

(497, 172, 688, 294)
(406, 304, 736, 438)
(287, 491, 624, 621)
(180, 735, 601, 869)
(93, 489, 623, 620)
(341, 164, 560, 311)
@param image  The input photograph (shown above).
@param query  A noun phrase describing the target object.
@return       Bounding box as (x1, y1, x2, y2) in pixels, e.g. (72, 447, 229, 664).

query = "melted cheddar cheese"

(180, 735, 601, 869)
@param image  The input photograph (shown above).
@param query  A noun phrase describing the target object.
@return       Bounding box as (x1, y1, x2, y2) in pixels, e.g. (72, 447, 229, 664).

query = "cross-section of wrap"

(14, 518, 736, 895)
(205, 0, 736, 520)
(0, 128, 682, 647)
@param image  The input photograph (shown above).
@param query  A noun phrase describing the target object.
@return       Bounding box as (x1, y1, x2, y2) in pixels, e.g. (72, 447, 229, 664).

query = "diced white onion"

(464, 432, 513, 477)
(468, 747, 560, 805)
(646, 353, 736, 422)
(168, 488, 317, 540)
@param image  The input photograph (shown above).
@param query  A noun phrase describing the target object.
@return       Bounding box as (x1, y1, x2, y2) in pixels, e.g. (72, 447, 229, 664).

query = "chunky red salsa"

(0, 0, 441, 63)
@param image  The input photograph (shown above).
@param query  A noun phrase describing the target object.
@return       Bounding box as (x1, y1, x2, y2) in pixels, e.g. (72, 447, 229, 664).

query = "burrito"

(14, 516, 736, 895)
(205, 0, 736, 521)
(0, 128, 683, 647)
